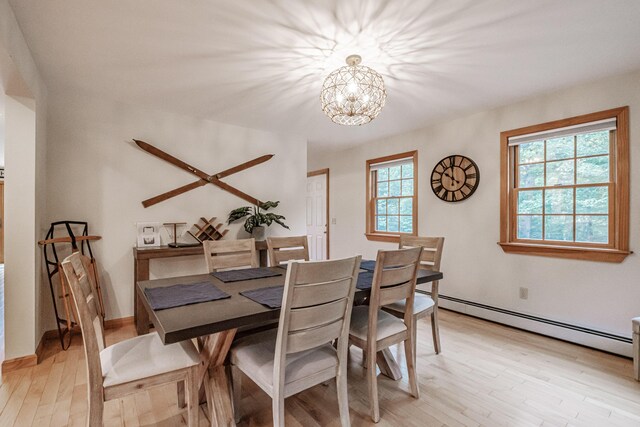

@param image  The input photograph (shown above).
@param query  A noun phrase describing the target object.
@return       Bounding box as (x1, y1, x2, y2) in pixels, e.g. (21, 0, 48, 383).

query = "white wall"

(309, 69, 640, 341)
(45, 90, 307, 329)
(0, 0, 47, 361)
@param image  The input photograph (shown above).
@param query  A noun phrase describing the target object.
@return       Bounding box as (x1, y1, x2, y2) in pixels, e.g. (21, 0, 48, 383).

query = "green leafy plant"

(227, 201, 290, 233)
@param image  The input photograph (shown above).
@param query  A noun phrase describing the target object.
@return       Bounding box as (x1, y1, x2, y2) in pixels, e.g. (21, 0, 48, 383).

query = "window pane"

(401, 163, 414, 179)
(518, 163, 544, 188)
(576, 186, 608, 214)
(387, 198, 399, 214)
(376, 216, 387, 231)
(400, 216, 412, 233)
(377, 182, 388, 197)
(576, 215, 608, 243)
(577, 131, 609, 157)
(546, 136, 574, 160)
(518, 190, 543, 214)
(389, 166, 401, 180)
(545, 188, 573, 214)
(389, 180, 401, 196)
(576, 156, 609, 184)
(518, 140, 544, 164)
(546, 160, 574, 186)
(376, 199, 386, 215)
(377, 168, 388, 181)
(401, 179, 413, 196)
(399, 197, 412, 215)
(388, 216, 399, 232)
(518, 215, 542, 240)
(545, 215, 573, 241)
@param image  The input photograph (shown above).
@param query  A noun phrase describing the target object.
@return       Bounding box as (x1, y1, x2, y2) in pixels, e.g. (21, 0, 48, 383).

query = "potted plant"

(227, 200, 289, 240)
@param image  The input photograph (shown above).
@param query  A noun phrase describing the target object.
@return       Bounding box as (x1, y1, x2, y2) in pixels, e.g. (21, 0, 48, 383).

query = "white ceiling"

(9, 0, 640, 149)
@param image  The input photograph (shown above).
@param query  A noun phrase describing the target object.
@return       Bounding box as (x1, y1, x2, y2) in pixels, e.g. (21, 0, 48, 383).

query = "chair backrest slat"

(274, 256, 360, 362)
(290, 277, 353, 308)
(267, 236, 309, 267)
(286, 319, 343, 354)
(61, 252, 106, 401)
(399, 235, 444, 271)
(288, 298, 348, 332)
(203, 238, 258, 272)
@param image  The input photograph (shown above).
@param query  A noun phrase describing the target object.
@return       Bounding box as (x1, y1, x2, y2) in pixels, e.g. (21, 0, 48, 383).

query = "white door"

(306, 173, 327, 260)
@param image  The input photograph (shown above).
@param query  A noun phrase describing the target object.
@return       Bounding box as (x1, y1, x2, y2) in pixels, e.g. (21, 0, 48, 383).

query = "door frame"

(307, 168, 330, 260)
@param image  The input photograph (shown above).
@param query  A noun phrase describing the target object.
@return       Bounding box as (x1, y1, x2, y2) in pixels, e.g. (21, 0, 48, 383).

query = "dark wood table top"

(137, 267, 443, 344)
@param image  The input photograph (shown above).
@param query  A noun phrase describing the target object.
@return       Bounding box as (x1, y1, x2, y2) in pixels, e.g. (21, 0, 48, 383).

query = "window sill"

(498, 242, 631, 263)
(365, 233, 402, 243)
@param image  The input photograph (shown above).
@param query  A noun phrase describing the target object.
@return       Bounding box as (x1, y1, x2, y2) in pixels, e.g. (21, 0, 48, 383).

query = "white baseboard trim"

(437, 295, 633, 358)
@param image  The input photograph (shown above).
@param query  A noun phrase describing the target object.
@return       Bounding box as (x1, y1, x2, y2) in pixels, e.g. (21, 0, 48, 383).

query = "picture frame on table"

(136, 222, 161, 247)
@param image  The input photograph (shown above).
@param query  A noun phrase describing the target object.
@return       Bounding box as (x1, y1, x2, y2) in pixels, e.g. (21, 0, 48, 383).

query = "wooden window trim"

(499, 106, 630, 263)
(366, 150, 418, 243)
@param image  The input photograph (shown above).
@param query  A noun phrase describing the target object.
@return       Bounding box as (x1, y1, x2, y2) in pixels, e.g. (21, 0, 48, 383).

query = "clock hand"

(444, 171, 460, 184)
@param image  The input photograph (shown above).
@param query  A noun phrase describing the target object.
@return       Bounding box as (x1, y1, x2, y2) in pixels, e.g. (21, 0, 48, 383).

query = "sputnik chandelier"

(320, 54, 386, 126)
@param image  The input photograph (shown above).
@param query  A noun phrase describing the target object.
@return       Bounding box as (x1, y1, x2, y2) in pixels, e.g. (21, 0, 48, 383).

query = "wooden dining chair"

(349, 247, 422, 423)
(61, 252, 201, 427)
(266, 235, 309, 266)
(203, 238, 259, 272)
(230, 255, 362, 426)
(383, 236, 445, 355)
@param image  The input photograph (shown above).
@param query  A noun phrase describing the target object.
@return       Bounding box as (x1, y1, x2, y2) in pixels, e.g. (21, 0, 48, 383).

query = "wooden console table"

(133, 241, 268, 335)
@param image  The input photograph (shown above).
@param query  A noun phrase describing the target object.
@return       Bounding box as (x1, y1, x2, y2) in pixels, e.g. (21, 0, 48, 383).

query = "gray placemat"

(356, 271, 374, 290)
(360, 260, 376, 271)
(240, 285, 284, 309)
(144, 282, 230, 310)
(211, 267, 283, 283)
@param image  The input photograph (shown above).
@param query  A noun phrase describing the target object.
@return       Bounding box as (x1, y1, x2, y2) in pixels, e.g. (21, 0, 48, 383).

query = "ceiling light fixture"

(320, 54, 386, 126)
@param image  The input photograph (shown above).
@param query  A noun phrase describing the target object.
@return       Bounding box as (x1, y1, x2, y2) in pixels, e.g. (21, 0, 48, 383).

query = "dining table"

(136, 264, 443, 426)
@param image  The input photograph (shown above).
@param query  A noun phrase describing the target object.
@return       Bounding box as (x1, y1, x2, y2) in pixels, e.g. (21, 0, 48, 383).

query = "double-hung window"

(366, 151, 418, 243)
(499, 107, 629, 262)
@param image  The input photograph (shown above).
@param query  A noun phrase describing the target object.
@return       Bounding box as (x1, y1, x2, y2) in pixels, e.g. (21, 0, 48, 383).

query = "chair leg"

(405, 330, 420, 399)
(87, 393, 104, 427)
(431, 309, 441, 354)
(366, 344, 380, 423)
(231, 365, 242, 423)
(336, 362, 351, 427)
(412, 315, 418, 365)
(177, 380, 186, 408)
(186, 368, 199, 427)
(272, 393, 286, 427)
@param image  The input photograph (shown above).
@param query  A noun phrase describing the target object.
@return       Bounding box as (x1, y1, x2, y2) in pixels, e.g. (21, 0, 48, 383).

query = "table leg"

(134, 259, 150, 335)
(198, 329, 237, 427)
(377, 348, 402, 381)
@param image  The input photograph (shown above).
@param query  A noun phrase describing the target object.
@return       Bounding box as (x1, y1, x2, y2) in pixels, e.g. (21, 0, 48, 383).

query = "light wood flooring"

(1, 309, 639, 426)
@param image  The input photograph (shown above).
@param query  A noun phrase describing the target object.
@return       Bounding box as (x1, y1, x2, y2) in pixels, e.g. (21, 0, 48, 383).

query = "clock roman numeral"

(463, 164, 474, 171)
(463, 182, 474, 191)
(432, 177, 441, 185)
(466, 173, 477, 179)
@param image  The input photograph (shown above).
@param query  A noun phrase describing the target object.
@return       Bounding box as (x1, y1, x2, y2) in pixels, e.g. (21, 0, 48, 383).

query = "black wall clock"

(431, 155, 480, 202)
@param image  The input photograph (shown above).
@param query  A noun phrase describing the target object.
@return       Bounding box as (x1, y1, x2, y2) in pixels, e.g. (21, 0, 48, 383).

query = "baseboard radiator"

(429, 292, 633, 358)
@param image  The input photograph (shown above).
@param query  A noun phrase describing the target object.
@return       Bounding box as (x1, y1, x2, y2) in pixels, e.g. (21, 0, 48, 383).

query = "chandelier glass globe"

(320, 55, 386, 126)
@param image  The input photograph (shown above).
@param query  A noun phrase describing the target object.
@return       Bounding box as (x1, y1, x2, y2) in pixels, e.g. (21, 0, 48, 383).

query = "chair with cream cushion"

(61, 252, 202, 426)
(349, 247, 422, 423)
(230, 255, 362, 426)
(266, 235, 309, 266)
(383, 236, 445, 355)
(203, 238, 258, 272)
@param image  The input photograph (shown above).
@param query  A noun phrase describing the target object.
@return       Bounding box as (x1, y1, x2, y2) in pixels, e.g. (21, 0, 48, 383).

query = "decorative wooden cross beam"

(134, 139, 274, 208)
